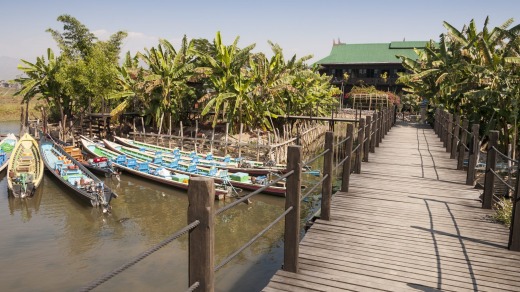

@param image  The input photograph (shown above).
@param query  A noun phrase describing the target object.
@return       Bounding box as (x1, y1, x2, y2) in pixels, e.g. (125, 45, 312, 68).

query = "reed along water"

(0, 121, 324, 291)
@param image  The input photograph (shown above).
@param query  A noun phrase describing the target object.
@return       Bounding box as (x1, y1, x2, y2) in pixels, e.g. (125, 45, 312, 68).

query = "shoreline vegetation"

(0, 88, 42, 122)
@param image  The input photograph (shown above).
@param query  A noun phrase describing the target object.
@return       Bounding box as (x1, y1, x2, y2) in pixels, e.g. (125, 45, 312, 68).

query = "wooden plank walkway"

(264, 122, 520, 292)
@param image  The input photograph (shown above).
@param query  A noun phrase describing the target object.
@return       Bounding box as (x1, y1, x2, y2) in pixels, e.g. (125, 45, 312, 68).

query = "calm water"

(0, 121, 323, 292)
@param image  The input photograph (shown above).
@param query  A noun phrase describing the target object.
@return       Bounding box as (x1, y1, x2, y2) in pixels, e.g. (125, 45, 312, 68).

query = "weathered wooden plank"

(265, 121, 520, 291)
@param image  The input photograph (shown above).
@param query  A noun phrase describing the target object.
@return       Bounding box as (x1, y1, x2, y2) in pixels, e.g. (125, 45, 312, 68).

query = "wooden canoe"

(7, 133, 45, 198)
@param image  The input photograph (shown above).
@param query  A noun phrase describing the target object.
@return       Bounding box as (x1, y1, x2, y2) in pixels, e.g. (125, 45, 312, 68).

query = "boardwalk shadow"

(417, 199, 479, 291)
(407, 283, 443, 291)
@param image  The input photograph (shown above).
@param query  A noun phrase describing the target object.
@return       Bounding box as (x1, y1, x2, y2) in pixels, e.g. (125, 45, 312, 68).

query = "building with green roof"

(316, 40, 429, 94)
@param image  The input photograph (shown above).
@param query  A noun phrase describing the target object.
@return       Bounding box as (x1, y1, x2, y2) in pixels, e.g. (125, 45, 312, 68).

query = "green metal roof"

(316, 41, 429, 65)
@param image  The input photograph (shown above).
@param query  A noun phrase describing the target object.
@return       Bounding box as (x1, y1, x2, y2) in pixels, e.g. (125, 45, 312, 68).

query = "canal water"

(0, 121, 324, 291)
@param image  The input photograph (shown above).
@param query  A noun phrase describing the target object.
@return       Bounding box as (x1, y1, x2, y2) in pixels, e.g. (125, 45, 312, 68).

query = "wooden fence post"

(375, 112, 381, 148)
(457, 119, 469, 170)
(508, 161, 520, 251)
(381, 110, 386, 140)
(321, 132, 334, 221)
(451, 115, 460, 159)
(370, 113, 376, 153)
(284, 145, 302, 272)
(378, 111, 383, 145)
(466, 124, 480, 185)
(341, 124, 354, 192)
(434, 108, 439, 134)
(188, 177, 215, 292)
(439, 111, 444, 142)
(482, 131, 499, 209)
(355, 118, 365, 173)
(364, 115, 371, 162)
(446, 113, 453, 152)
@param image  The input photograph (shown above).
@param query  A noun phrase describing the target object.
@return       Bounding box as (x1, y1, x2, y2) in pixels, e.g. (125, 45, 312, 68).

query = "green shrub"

(493, 197, 513, 227)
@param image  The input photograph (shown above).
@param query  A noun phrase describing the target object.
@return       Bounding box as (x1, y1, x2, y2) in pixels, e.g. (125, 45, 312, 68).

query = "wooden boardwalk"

(265, 122, 520, 292)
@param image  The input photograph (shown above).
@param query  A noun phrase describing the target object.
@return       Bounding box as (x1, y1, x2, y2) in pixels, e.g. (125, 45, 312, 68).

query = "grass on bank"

(0, 88, 43, 122)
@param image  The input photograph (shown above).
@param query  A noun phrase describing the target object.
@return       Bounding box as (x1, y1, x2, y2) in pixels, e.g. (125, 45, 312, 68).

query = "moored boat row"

(103, 139, 287, 196)
(81, 138, 231, 200)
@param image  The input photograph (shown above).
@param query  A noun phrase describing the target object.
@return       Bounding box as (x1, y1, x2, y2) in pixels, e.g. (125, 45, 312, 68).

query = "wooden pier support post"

(508, 161, 520, 251)
(224, 123, 229, 156)
(188, 177, 215, 292)
(364, 115, 371, 162)
(457, 119, 469, 170)
(451, 115, 460, 159)
(381, 110, 386, 140)
(482, 131, 498, 209)
(238, 123, 243, 158)
(180, 121, 184, 151)
(284, 145, 302, 272)
(355, 118, 365, 174)
(446, 113, 453, 152)
(466, 124, 480, 185)
(341, 124, 354, 192)
(321, 132, 334, 221)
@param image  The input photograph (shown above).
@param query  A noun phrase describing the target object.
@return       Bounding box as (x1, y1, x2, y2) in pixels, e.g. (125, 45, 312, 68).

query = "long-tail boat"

(7, 133, 45, 198)
(81, 138, 230, 200)
(40, 135, 117, 211)
(113, 136, 287, 175)
(48, 135, 119, 178)
(104, 139, 286, 196)
(0, 133, 17, 173)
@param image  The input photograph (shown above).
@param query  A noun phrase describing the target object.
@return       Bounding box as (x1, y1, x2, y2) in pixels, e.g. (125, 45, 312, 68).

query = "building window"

(367, 69, 375, 78)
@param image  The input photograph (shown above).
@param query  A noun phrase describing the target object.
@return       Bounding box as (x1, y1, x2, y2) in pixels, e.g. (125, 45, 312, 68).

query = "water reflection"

(0, 119, 327, 291)
(8, 181, 43, 222)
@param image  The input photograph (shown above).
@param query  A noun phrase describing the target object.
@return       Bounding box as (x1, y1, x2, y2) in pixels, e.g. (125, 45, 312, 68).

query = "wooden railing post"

(451, 114, 460, 159)
(482, 131, 498, 209)
(387, 108, 391, 133)
(440, 110, 446, 142)
(446, 113, 453, 152)
(188, 177, 215, 292)
(321, 132, 333, 221)
(355, 118, 365, 174)
(466, 124, 480, 185)
(284, 145, 302, 272)
(381, 110, 386, 139)
(375, 112, 381, 147)
(341, 124, 354, 192)
(364, 115, 371, 162)
(433, 108, 439, 135)
(509, 162, 520, 251)
(457, 119, 469, 170)
(370, 113, 376, 153)
(376, 111, 384, 146)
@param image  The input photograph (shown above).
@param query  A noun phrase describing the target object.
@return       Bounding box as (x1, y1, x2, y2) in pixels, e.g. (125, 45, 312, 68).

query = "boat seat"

(116, 155, 127, 164)
(138, 162, 149, 173)
(168, 159, 179, 169)
(126, 158, 137, 168)
(153, 156, 163, 164)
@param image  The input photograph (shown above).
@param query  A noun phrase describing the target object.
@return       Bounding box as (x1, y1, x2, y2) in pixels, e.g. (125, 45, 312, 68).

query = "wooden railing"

(81, 107, 396, 292)
(434, 108, 520, 251)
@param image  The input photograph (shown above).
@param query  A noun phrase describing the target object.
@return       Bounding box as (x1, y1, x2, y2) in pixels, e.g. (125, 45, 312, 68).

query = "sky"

(1, 0, 519, 78)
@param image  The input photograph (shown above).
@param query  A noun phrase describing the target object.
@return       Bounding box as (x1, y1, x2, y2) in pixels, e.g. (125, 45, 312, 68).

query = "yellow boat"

(7, 133, 45, 198)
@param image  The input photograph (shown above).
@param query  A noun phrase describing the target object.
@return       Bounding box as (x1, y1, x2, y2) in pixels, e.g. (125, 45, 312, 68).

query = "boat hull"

(40, 136, 116, 209)
(104, 139, 285, 196)
(7, 133, 44, 198)
(81, 139, 228, 200)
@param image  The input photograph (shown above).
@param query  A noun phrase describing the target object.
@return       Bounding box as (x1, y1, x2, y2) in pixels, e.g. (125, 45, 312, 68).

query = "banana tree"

(15, 48, 67, 133)
(198, 32, 255, 129)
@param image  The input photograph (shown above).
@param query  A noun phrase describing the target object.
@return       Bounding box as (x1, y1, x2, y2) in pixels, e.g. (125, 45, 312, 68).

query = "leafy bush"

(493, 197, 512, 227)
